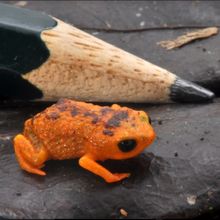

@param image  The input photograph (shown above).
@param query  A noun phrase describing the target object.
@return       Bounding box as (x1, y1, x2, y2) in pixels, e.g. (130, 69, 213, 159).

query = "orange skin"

(14, 99, 155, 183)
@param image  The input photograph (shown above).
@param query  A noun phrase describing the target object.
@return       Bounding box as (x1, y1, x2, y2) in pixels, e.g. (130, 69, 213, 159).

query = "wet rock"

(0, 99, 219, 218)
(8, 1, 220, 30)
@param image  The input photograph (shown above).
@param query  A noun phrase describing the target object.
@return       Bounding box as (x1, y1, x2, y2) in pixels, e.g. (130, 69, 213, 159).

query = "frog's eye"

(118, 139, 137, 152)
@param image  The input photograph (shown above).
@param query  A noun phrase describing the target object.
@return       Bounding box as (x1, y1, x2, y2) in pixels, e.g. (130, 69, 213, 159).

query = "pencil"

(0, 3, 214, 103)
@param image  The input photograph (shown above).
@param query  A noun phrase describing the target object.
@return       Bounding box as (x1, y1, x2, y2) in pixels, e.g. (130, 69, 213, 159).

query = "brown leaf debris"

(157, 27, 218, 50)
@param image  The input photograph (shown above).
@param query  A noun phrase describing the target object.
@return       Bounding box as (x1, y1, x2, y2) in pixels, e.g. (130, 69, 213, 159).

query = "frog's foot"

(79, 155, 130, 183)
(14, 134, 48, 176)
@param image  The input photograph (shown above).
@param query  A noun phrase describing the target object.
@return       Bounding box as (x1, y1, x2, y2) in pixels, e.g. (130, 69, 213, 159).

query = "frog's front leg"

(14, 134, 49, 176)
(79, 155, 130, 183)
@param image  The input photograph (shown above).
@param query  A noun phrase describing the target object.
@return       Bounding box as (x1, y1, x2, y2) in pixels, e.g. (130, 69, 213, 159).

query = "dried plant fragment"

(158, 27, 218, 50)
(120, 208, 128, 217)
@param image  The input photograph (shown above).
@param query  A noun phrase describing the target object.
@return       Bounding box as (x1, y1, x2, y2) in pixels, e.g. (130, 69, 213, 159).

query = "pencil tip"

(170, 78, 215, 103)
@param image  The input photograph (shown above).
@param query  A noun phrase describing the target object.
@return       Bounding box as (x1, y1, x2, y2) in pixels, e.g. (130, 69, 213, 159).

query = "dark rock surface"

(0, 100, 219, 219)
(0, 1, 220, 219)
(7, 1, 220, 30)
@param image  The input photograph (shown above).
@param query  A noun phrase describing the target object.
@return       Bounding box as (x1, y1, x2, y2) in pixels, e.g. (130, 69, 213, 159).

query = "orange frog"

(14, 99, 155, 183)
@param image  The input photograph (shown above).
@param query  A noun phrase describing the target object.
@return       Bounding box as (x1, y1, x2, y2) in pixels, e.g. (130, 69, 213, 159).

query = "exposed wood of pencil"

(23, 18, 176, 103)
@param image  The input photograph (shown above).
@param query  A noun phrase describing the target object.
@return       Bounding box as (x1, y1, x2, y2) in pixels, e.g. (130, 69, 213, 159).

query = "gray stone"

(8, 1, 220, 30)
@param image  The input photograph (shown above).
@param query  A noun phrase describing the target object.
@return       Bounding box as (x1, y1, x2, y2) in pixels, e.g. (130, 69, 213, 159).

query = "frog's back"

(24, 98, 140, 160)
(25, 99, 103, 159)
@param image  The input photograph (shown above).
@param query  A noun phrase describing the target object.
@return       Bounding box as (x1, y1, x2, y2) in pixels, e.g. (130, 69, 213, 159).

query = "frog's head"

(89, 104, 156, 160)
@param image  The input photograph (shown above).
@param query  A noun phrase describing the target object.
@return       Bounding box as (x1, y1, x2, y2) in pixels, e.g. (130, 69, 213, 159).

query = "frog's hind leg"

(14, 134, 48, 176)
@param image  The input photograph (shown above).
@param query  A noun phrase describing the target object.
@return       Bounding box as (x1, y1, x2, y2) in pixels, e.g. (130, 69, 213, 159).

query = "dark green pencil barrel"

(0, 3, 56, 99)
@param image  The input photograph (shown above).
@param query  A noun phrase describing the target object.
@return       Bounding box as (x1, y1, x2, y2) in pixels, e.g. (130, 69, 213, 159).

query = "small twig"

(157, 27, 219, 50)
(80, 25, 220, 33)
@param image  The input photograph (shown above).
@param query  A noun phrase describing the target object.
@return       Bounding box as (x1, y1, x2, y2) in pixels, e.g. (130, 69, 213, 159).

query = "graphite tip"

(170, 78, 215, 103)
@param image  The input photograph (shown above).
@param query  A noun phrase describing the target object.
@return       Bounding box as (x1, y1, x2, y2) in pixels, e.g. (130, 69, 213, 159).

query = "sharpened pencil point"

(170, 78, 215, 103)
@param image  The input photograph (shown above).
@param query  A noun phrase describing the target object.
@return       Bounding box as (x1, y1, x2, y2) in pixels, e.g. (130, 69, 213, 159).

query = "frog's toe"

(14, 134, 47, 176)
(107, 173, 130, 183)
(21, 160, 46, 176)
(16, 149, 46, 176)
